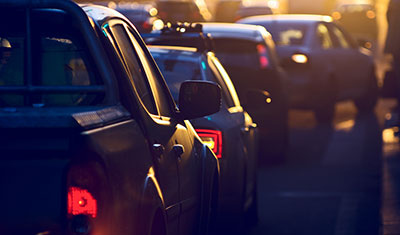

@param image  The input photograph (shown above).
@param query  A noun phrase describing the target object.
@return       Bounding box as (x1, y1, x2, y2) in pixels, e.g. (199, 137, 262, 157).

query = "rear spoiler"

(0, 0, 118, 104)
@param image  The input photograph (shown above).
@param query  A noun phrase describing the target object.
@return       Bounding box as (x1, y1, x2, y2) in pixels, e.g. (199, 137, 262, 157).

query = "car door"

(311, 23, 339, 93)
(104, 20, 182, 234)
(328, 23, 369, 98)
(123, 26, 203, 235)
(209, 55, 257, 202)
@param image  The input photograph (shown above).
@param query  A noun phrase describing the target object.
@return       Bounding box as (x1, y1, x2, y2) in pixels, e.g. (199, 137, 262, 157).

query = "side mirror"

(243, 89, 272, 109)
(178, 81, 221, 120)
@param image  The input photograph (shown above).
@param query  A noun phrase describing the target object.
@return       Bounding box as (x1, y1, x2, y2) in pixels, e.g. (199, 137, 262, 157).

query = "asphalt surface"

(245, 99, 398, 235)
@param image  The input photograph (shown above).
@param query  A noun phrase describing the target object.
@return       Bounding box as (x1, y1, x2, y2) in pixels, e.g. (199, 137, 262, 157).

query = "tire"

(354, 71, 378, 113)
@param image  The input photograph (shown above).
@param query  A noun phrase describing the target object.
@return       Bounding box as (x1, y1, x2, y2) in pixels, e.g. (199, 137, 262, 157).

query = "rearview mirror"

(178, 81, 221, 120)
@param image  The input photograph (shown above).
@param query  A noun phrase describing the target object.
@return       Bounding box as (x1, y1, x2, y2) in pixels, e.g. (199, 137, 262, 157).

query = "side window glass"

(126, 28, 173, 117)
(316, 24, 333, 49)
(331, 25, 350, 49)
(209, 56, 240, 108)
(109, 24, 157, 114)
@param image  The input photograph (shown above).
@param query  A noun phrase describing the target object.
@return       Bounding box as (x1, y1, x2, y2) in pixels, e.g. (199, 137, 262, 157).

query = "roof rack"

(142, 22, 214, 52)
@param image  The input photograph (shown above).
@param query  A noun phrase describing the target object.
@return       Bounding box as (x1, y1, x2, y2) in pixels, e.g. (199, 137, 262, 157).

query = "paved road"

(246, 99, 397, 235)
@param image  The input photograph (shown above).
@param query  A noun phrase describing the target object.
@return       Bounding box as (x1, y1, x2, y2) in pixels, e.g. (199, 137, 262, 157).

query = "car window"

(254, 22, 307, 46)
(209, 55, 240, 108)
(125, 28, 173, 117)
(108, 23, 158, 115)
(0, 31, 102, 107)
(330, 24, 350, 48)
(151, 53, 202, 101)
(212, 38, 261, 70)
(316, 23, 333, 49)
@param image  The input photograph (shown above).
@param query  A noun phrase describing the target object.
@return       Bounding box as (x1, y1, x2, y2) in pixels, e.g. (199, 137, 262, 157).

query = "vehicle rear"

(0, 1, 121, 233)
(202, 23, 289, 158)
(237, 17, 317, 108)
(149, 46, 259, 229)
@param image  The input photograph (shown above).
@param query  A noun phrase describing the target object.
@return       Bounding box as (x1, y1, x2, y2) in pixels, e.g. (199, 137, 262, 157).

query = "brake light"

(142, 21, 151, 30)
(257, 44, 269, 69)
(68, 186, 97, 218)
(291, 53, 308, 64)
(196, 129, 223, 159)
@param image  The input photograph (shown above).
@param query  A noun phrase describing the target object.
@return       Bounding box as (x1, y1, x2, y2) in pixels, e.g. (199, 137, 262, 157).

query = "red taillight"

(257, 44, 269, 69)
(142, 21, 151, 29)
(196, 129, 223, 159)
(68, 187, 97, 218)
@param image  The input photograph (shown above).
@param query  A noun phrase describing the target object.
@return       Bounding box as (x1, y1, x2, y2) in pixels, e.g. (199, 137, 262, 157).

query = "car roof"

(81, 4, 130, 25)
(201, 22, 270, 42)
(148, 45, 205, 61)
(238, 14, 333, 23)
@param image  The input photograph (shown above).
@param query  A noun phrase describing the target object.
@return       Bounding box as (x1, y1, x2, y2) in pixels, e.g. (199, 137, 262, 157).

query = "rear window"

(212, 38, 265, 70)
(253, 22, 308, 46)
(0, 10, 103, 107)
(151, 54, 202, 100)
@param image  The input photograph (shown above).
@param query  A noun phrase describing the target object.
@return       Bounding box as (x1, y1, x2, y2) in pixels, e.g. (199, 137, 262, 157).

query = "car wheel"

(314, 78, 337, 123)
(354, 71, 378, 113)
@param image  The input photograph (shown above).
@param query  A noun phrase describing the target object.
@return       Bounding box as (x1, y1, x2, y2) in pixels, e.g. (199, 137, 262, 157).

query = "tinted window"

(110, 24, 157, 114)
(209, 56, 240, 108)
(125, 28, 173, 117)
(151, 54, 202, 101)
(212, 38, 260, 69)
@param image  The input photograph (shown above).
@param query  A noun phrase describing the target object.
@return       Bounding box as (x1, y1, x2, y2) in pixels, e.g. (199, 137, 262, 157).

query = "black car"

(0, 1, 221, 234)
(149, 44, 259, 229)
(200, 23, 289, 160)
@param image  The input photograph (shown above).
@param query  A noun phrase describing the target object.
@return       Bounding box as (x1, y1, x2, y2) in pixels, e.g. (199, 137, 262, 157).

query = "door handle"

(173, 144, 185, 157)
(153, 143, 165, 157)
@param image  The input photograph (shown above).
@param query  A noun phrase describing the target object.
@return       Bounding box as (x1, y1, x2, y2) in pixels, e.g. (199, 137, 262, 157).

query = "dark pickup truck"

(0, 1, 221, 235)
